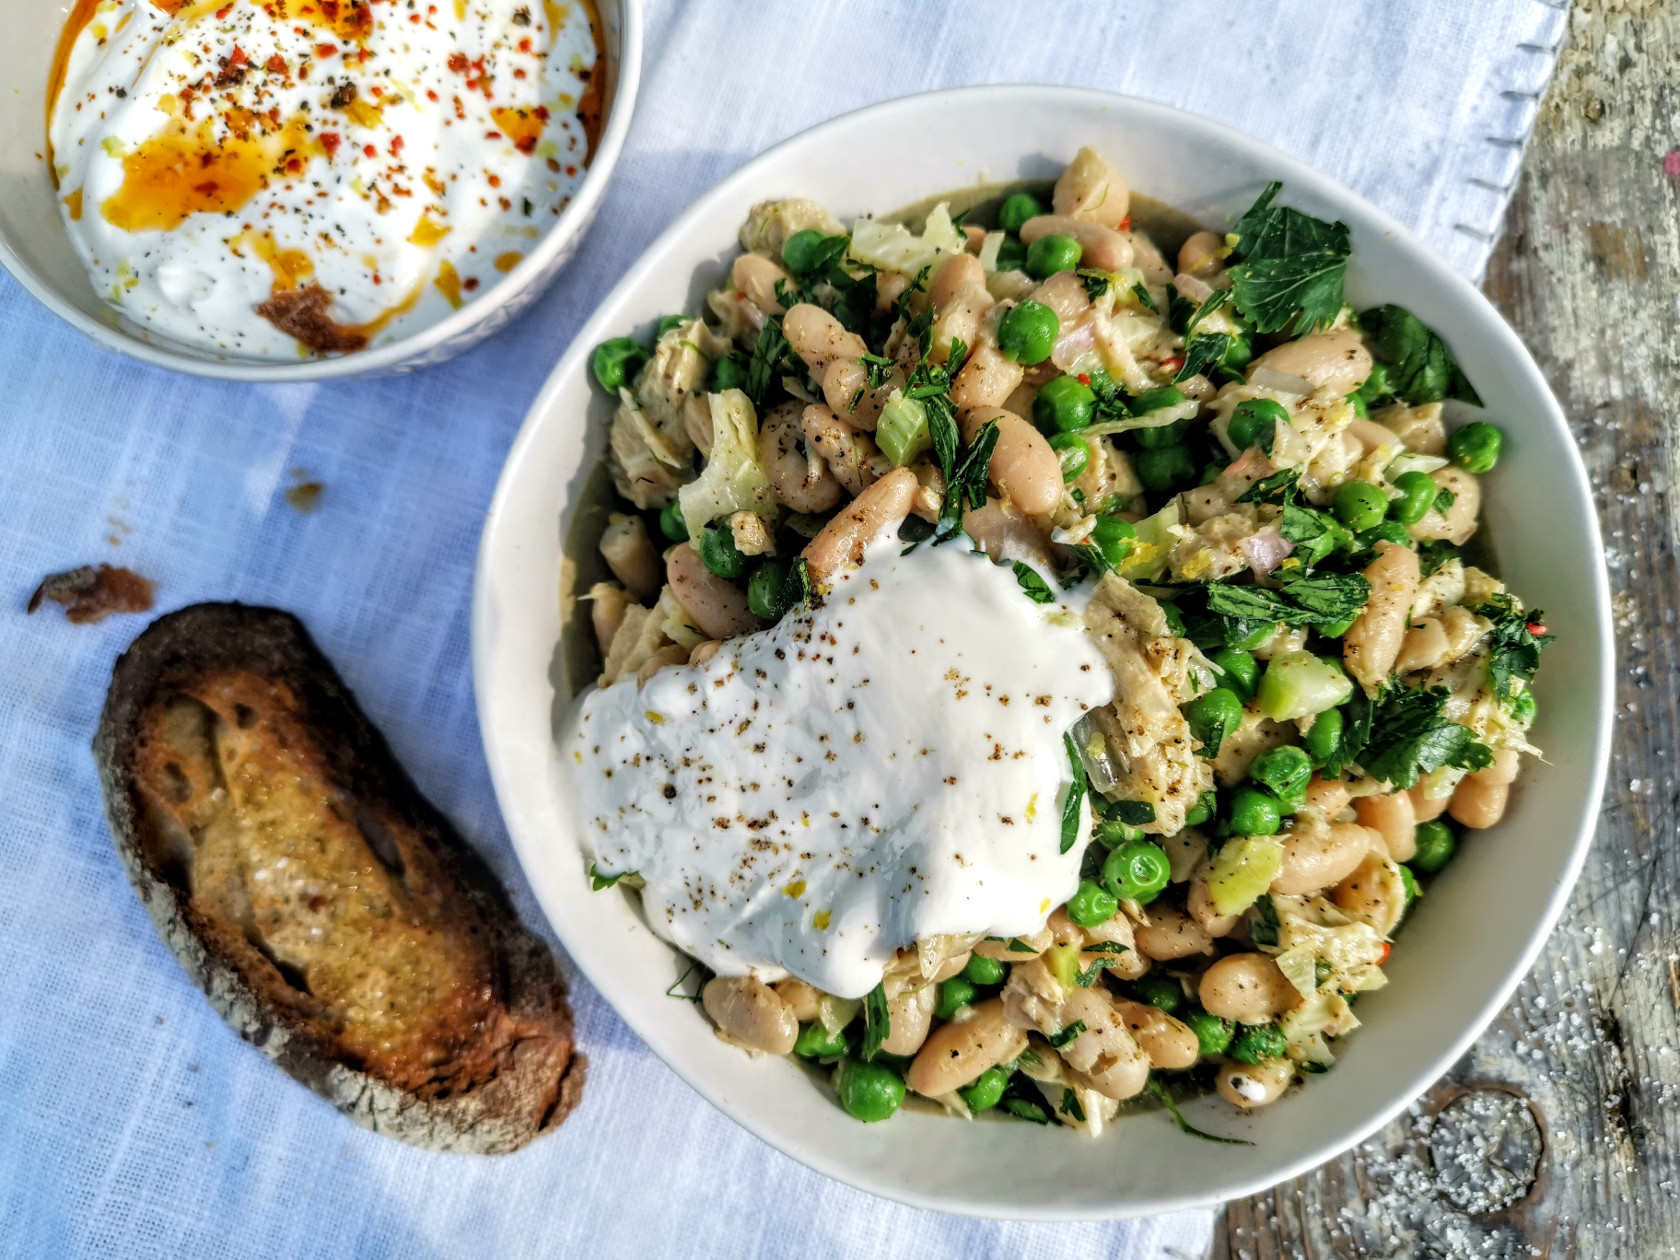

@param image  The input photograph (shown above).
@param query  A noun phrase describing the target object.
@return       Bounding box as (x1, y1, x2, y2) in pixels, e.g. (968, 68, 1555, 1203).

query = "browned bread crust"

(94, 603, 583, 1153)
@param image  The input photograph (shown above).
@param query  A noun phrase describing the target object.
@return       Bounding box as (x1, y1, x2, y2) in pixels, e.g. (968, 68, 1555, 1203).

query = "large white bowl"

(473, 86, 1612, 1218)
(0, 0, 641, 380)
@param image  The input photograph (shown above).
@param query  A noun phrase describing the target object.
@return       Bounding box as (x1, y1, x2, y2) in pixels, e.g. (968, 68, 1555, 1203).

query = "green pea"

(995, 236, 1028, 273)
(591, 336, 649, 394)
(659, 499, 688, 542)
(1390, 470, 1438, 525)
(1222, 334, 1254, 375)
(709, 353, 749, 392)
(1135, 443, 1197, 493)
(1228, 1022, 1287, 1064)
(1184, 687, 1242, 757)
(747, 558, 794, 620)
(959, 1065, 1012, 1112)
(1228, 398, 1288, 453)
(656, 314, 688, 338)
(1131, 385, 1185, 415)
(1210, 648, 1260, 701)
(1182, 1008, 1234, 1057)
(1412, 819, 1457, 873)
(1249, 745, 1312, 803)
(935, 977, 978, 1021)
(1449, 421, 1503, 473)
(1303, 707, 1344, 767)
(1509, 688, 1538, 725)
(1091, 515, 1137, 568)
(1101, 840, 1171, 904)
(1184, 790, 1216, 828)
(698, 524, 747, 580)
(780, 229, 834, 276)
(1132, 972, 1182, 1013)
(794, 1021, 848, 1060)
(1033, 375, 1097, 433)
(1049, 432, 1091, 482)
(963, 953, 1006, 986)
(997, 191, 1048, 234)
(836, 1060, 905, 1122)
(996, 300, 1059, 365)
(1025, 233, 1082, 280)
(1066, 879, 1119, 928)
(1333, 480, 1389, 532)
(1228, 786, 1283, 836)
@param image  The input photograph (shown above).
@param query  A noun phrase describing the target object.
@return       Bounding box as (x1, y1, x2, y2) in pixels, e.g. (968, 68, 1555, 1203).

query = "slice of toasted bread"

(94, 603, 583, 1153)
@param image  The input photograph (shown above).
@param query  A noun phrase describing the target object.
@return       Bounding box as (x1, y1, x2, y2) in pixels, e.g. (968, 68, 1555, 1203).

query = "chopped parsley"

(664, 960, 710, 1002)
(1357, 684, 1493, 789)
(861, 982, 891, 1061)
(1176, 332, 1233, 383)
(1058, 1089, 1087, 1122)
(1249, 893, 1280, 946)
(1077, 269, 1111, 300)
(1226, 181, 1352, 334)
(744, 317, 793, 407)
(1476, 593, 1554, 703)
(1013, 562, 1055, 604)
(1202, 570, 1371, 631)
(1061, 733, 1089, 855)
(1047, 1020, 1088, 1049)
(590, 864, 630, 890)
(1131, 281, 1158, 312)
(937, 416, 998, 541)
(1360, 303, 1482, 406)
(859, 351, 896, 389)
(1146, 1079, 1254, 1145)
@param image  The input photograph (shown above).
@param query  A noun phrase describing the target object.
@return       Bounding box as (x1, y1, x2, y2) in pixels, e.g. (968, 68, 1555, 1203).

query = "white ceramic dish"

(0, 0, 641, 381)
(473, 86, 1612, 1218)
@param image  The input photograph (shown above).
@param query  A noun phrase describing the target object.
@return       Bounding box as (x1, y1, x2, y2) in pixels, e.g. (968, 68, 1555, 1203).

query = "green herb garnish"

(1360, 303, 1482, 406)
(1046, 1020, 1088, 1049)
(1146, 1079, 1254, 1145)
(1013, 562, 1055, 604)
(1061, 733, 1089, 855)
(861, 982, 891, 1061)
(1227, 181, 1352, 334)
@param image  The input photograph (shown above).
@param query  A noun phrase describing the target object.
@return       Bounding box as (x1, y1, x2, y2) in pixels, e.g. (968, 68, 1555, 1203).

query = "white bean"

(1199, 953, 1298, 1024)
(1134, 904, 1215, 961)
(1272, 819, 1375, 896)
(731, 254, 789, 315)
(802, 404, 884, 497)
(1355, 791, 1417, 862)
(759, 401, 842, 514)
(822, 357, 894, 431)
(667, 542, 759, 641)
(1343, 541, 1421, 692)
(1114, 999, 1200, 1070)
(881, 982, 938, 1056)
(1410, 466, 1481, 545)
(951, 339, 1025, 412)
(588, 581, 631, 660)
(1248, 330, 1372, 397)
(906, 998, 1028, 1097)
(1188, 874, 1240, 937)
(1177, 230, 1226, 278)
(972, 924, 1054, 961)
(1450, 750, 1518, 828)
(599, 513, 663, 603)
(702, 975, 797, 1055)
(773, 977, 823, 1022)
(1053, 147, 1130, 228)
(960, 407, 1062, 516)
(1053, 986, 1151, 1100)
(802, 466, 918, 583)
(782, 303, 867, 376)
(1218, 1056, 1294, 1108)
(1331, 852, 1407, 935)
(1395, 616, 1450, 674)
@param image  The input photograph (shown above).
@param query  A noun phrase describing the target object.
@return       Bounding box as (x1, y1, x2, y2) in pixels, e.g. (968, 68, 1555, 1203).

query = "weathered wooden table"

(1214, 2, 1678, 1255)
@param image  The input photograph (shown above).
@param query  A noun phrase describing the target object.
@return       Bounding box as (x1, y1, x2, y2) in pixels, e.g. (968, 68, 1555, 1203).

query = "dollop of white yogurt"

(566, 542, 1114, 1000)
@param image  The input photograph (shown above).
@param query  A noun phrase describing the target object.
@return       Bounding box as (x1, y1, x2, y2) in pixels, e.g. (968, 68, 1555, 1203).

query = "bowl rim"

(0, 0, 644, 382)
(473, 83, 1614, 1217)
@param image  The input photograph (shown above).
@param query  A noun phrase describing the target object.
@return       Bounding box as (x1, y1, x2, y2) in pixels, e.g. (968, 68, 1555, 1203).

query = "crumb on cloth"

(27, 564, 155, 624)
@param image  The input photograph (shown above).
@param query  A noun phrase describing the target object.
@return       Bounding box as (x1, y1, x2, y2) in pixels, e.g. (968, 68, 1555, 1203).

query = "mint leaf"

(1013, 562, 1055, 604)
(1061, 733, 1089, 855)
(1361, 304, 1481, 406)
(1226, 182, 1352, 334)
(861, 982, 891, 1060)
(1359, 685, 1493, 789)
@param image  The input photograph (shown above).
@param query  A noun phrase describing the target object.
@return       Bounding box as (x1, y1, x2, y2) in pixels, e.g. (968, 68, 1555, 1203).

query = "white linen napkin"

(0, 1, 1565, 1256)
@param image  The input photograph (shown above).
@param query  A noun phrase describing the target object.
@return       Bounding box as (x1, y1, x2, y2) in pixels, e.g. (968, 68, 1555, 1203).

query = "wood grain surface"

(1214, 2, 1680, 1255)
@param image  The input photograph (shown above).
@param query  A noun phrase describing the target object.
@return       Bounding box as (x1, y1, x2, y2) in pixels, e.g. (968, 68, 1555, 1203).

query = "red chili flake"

(408, 11, 420, 20)
(1378, 942, 1392, 965)
(316, 43, 338, 57)
(485, 131, 502, 140)
(286, 156, 303, 173)
(734, 289, 745, 301)
(1160, 355, 1185, 374)
(265, 53, 288, 74)
(426, 88, 439, 101)
(363, 144, 376, 157)
(1527, 622, 1548, 637)
(1119, 215, 1132, 231)
(517, 36, 533, 53)
(228, 45, 248, 66)
(215, 3, 232, 16)
(319, 131, 342, 156)
(389, 135, 405, 155)
(447, 52, 469, 73)
(463, 276, 480, 291)
(533, 104, 550, 121)
(1077, 373, 1090, 386)
(514, 136, 537, 155)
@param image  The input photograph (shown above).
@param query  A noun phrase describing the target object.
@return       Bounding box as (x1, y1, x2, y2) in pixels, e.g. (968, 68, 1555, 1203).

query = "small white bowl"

(473, 86, 1612, 1218)
(0, 0, 641, 381)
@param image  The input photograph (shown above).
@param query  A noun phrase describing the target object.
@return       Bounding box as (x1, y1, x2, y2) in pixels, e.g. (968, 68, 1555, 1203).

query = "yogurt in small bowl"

(0, 0, 640, 378)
